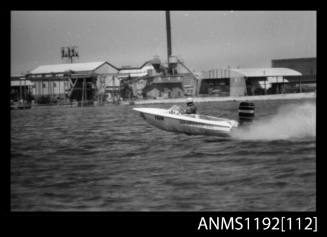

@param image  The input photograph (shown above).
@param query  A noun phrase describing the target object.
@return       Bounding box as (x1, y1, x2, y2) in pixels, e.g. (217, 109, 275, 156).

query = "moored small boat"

(10, 101, 32, 110)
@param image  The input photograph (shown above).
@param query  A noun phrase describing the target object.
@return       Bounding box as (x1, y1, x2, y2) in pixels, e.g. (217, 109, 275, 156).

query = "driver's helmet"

(186, 97, 194, 105)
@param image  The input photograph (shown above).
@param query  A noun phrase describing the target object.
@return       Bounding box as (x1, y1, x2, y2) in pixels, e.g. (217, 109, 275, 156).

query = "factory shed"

(272, 57, 316, 93)
(200, 67, 302, 97)
(117, 62, 156, 99)
(26, 61, 119, 105)
(11, 75, 34, 103)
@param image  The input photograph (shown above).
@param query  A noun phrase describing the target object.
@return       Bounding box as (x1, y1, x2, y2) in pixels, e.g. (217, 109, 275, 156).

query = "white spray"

(231, 102, 316, 140)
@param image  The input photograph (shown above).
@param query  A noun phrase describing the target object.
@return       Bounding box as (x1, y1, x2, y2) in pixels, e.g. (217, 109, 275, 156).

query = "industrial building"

(146, 72, 198, 99)
(144, 57, 199, 99)
(18, 11, 315, 104)
(199, 68, 302, 97)
(21, 11, 199, 103)
(144, 74, 185, 99)
(117, 62, 155, 100)
(113, 11, 200, 100)
(272, 57, 316, 92)
(117, 57, 199, 100)
(10, 75, 34, 102)
(24, 57, 199, 104)
(25, 61, 119, 105)
(10, 75, 34, 109)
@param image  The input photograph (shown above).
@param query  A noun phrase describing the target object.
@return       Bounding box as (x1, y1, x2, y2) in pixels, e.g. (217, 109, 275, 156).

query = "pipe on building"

(165, 11, 172, 61)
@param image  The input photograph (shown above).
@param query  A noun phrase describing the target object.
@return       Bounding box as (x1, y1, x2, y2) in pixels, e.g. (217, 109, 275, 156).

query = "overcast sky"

(11, 11, 316, 75)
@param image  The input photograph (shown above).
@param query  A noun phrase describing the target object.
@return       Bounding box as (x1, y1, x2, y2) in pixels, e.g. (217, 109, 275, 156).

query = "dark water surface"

(11, 99, 316, 211)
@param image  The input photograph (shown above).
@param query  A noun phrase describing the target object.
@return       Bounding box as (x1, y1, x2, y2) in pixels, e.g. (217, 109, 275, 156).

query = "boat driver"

(185, 98, 197, 114)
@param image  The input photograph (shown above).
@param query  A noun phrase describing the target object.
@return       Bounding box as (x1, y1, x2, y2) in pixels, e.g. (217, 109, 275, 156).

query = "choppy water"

(11, 99, 316, 211)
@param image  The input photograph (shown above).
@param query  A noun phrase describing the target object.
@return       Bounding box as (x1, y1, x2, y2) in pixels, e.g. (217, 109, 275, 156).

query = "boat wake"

(231, 102, 316, 141)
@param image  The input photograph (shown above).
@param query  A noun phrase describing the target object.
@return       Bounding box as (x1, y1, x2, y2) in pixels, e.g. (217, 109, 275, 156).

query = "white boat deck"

(133, 107, 237, 127)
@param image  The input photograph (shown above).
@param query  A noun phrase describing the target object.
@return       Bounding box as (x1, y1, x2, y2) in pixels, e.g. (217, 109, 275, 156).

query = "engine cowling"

(238, 101, 255, 124)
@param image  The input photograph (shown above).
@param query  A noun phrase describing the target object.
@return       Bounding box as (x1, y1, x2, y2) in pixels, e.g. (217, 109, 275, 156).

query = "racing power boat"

(133, 105, 239, 136)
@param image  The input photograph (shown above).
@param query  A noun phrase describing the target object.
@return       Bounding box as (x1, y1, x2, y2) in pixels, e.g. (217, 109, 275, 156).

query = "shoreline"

(20, 92, 315, 110)
(126, 92, 316, 105)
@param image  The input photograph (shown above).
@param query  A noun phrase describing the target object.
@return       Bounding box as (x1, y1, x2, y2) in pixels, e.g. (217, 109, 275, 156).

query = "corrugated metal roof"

(29, 61, 108, 74)
(118, 64, 154, 78)
(11, 74, 25, 78)
(202, 68, 302, 79)
(230, 68, 302, 77)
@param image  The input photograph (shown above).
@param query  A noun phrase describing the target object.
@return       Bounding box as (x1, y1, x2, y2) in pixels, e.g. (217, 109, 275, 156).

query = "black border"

(5, 8, 323, 234)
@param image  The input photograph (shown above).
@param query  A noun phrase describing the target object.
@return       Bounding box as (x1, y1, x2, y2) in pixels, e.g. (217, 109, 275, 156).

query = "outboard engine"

(238, 101, 255, 124)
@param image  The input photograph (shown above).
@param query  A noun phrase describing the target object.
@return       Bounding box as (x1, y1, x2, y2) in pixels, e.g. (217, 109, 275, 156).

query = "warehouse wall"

(230, 77, 246, 96)
(272, 58, 316, 78)
(32, 80, 68, 97)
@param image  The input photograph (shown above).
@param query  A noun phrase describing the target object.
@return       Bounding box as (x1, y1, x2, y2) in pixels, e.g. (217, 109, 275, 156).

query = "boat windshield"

(184, 114, 229, 122)
(168, 105, 184, 115)
(168, 105, 230, 122)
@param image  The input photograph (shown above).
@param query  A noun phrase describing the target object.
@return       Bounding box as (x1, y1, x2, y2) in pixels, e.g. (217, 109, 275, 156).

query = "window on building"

(53, 82, 56, 88)
(43, 83, 46, 88)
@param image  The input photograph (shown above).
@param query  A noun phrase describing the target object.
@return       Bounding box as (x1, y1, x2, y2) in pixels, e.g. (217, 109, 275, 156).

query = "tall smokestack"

(165, 11, 172, 63)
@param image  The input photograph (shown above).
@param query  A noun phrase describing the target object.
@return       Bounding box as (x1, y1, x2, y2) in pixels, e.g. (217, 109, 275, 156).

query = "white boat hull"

(133, 108, 238, 136)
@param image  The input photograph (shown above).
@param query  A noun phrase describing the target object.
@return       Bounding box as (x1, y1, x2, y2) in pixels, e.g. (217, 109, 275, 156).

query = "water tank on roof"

(168, 56, 178, 75)
(151, 57, 161, 65)
(169, 56, 178, 64)
(150, 57, 162, 72)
